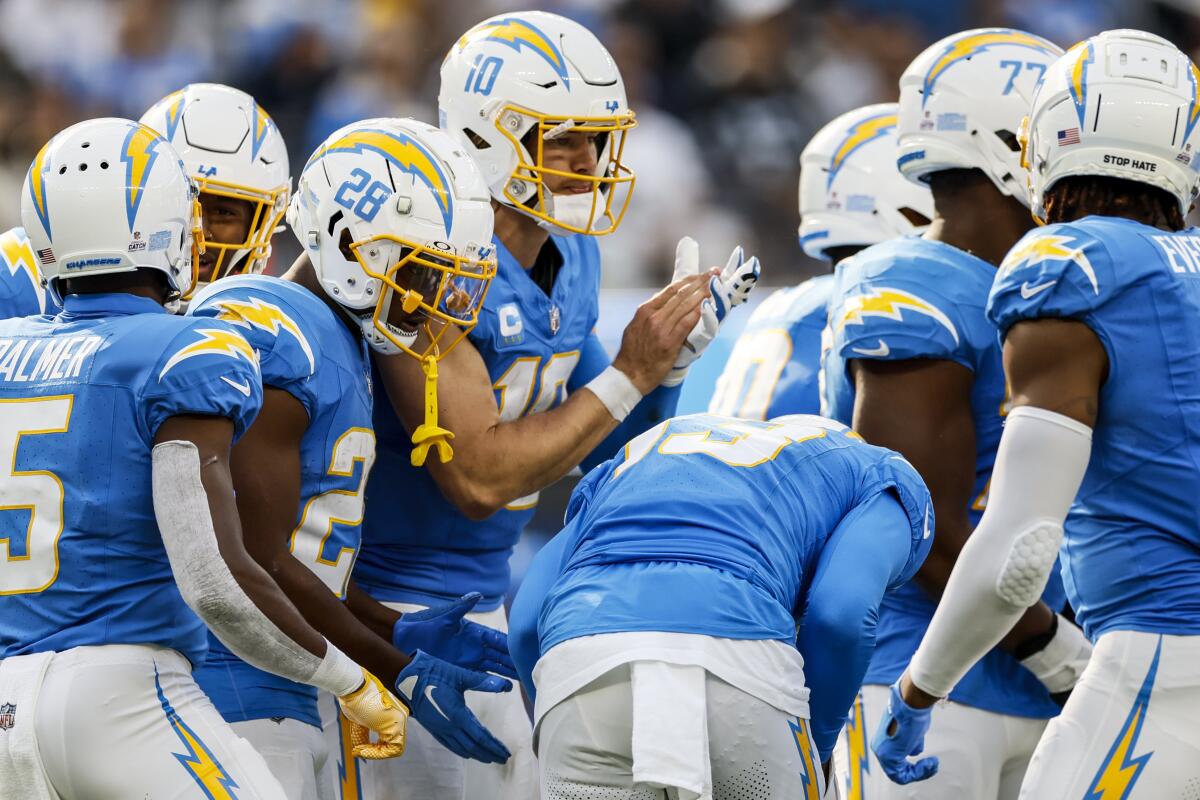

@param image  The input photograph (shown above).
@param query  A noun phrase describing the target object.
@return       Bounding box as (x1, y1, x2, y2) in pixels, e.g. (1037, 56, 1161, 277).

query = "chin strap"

(410, 352, 454, 466)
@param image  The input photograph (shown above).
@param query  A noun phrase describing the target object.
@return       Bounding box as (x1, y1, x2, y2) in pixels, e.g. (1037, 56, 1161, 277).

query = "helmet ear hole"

(337, 226, 356, 262)
(462, 128, 491, 150)
(995, 130, 1022, 152)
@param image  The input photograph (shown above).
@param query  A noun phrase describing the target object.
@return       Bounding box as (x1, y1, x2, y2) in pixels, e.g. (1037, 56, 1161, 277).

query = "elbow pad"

(996, 522, 1063, 607)
(152, 440, 361, 696)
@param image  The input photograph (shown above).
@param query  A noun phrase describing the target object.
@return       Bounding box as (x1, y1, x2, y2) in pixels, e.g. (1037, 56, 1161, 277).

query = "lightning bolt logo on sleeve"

(828, 113, 897, 190)
(834, 287, 960, 344)
(154, 667, 241, 799)
(158, 328, 259, 381)
(309, 129, 453, 233)
(1084, 636, 1161, 800)
(27, 139, 53, 238)
(212, 297, 315, 374)
(455, 17, 570, 89)
(923, 29, 1059, 105)
(999, 233, 1099, 294)
(121, 123, 164, 232)
(0, 229, 42, 310)
(1068, 42, 1095, 127)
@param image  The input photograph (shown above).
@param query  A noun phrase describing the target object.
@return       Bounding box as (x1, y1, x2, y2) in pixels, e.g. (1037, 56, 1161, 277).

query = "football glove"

(1017, 612, 1092, 698)
(662, 236, 760, 387)
(870, 680, 939, 785)
(394, 650, 513, 764)
(392, 592, 518, 679)
(336, 668, 409, 760)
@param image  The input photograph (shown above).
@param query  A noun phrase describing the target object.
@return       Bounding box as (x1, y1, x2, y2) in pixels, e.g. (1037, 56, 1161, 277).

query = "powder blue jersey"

(0, 293, 262, 665)
(0, 227, 56, 319)
(823, 237, 1062, 719)
(356, 234, 601, 610)
(989, 216, 1200, 640)
(528, 414, 932, 654)
(187, 275, 375, 728)
(709, 274, 833, 419)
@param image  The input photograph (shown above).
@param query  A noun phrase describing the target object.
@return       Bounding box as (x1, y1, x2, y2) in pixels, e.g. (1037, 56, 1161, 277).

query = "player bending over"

(509, 413, 933, 800)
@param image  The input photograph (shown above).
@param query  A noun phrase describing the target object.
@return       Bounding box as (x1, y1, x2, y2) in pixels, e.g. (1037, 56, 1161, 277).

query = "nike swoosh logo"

(221, 376, 251, 396)
(852, 340, 890, 357)
(425, 685, 449, 721)
(1020, 280, 1057, 300)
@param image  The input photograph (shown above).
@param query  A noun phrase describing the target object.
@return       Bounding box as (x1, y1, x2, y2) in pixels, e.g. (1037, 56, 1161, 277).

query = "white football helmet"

(799, 103, 934, 260)
(141, 83, 290, 279)
(439, 11, 636, 236)
(21, 118, 201, 304)
(289, 117, 496, 361)
(898, 28, 1063, 205)
(1024, 29, 1200, 220)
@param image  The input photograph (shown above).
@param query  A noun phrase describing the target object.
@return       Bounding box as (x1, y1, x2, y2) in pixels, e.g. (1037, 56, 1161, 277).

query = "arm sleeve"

(568, 331, 683, 472)
(907, 406, 1092, 699)
(797, 490, 917, 761)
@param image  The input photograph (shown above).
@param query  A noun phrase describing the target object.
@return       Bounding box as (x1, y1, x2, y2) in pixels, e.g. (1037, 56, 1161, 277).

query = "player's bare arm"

(851, 359, 1056, 650)
(229, 387, 412, 686)
(375, 271, 713, 519)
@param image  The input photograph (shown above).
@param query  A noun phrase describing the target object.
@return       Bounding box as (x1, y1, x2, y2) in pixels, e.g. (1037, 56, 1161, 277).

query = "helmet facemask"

(195, 176, 289, 282)
(492, 104, 636, 236)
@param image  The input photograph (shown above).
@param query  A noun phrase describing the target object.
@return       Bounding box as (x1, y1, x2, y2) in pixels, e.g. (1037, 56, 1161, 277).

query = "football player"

(708, 102, 932, 419)
(142, 83, 291, 287)
(0, 118, 406, 798)
(507, 413, 932, 799)
(178, 103, 516, 798)
(822, 29, 1092, 800)
(353, 11, 760, 800)
(880, 30, 1200, 797)
(0, 227, 55, 319)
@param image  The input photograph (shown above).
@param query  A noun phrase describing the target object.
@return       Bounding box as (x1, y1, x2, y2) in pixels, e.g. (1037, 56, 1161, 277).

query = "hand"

(336, 668, 409, 760)
(870, 679, 939, 785)
(662, 236, 761, 387)
(394, 650, 513, 764)
(611, 268, 716, 394)
(1018, 612, 1091, 700)
(392, 592, 518, 679)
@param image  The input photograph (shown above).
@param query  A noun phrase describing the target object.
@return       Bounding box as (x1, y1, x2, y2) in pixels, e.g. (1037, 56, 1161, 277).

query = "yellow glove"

(336, 668, 409, 760)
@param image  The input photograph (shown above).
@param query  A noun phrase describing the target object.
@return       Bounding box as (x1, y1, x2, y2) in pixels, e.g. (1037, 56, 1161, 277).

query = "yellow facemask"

(195, 175, 289, 280)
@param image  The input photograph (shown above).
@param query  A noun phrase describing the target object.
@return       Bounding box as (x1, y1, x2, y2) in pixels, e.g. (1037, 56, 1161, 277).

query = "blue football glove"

(391, 592, 518, 679)
(870, 680, 939, 785)
(394, 650, 512, 764)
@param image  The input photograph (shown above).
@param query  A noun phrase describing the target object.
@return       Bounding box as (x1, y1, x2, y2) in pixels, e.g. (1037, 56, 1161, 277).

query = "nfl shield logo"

(549, 305, 561, 335)
(0, 703, 15, 731)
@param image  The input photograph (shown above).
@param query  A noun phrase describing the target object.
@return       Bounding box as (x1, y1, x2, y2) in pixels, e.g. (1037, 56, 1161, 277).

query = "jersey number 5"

(0, 396, 72, 595)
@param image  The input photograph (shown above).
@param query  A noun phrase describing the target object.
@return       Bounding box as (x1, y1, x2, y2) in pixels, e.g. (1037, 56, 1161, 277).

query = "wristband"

(310, 640, 365, 697)
(585, 366, 643, 422)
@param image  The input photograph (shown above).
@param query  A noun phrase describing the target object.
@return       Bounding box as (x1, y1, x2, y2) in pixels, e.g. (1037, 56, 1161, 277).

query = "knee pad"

(995, 522, 1063, 607)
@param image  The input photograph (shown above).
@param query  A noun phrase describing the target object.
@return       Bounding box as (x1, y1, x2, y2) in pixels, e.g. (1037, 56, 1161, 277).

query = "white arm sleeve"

(908, 406, 1092, 698)
(152, 440, 362, 697)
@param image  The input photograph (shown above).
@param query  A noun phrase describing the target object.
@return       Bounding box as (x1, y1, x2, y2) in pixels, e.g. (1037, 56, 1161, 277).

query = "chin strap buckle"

(410, 354, 454, 466)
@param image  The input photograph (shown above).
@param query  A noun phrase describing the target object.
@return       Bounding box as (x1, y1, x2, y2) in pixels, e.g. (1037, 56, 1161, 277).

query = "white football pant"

(325, 604, 537, 800)
(0, 644, 285, 799)
(1019, 630, 1200, 798)
(834, 684, 1046, 800)
(538, 662, 828, 800)
(232, 716, 334, 800)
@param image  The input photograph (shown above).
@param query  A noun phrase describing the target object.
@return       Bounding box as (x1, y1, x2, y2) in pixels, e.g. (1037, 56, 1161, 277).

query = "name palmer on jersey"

(0, 335, 102, 383)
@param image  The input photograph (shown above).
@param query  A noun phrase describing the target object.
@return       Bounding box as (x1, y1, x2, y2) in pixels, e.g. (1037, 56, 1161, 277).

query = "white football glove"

(662, 236, 761, 387)
(1019, 613, 1092, 695)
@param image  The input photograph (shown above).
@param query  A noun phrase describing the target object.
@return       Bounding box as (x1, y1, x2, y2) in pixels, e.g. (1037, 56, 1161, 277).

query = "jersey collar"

(60, 292, 167, 319)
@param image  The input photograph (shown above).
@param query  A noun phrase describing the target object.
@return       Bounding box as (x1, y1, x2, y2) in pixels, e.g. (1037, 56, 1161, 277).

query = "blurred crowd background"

(0, 0, 1192, 289)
